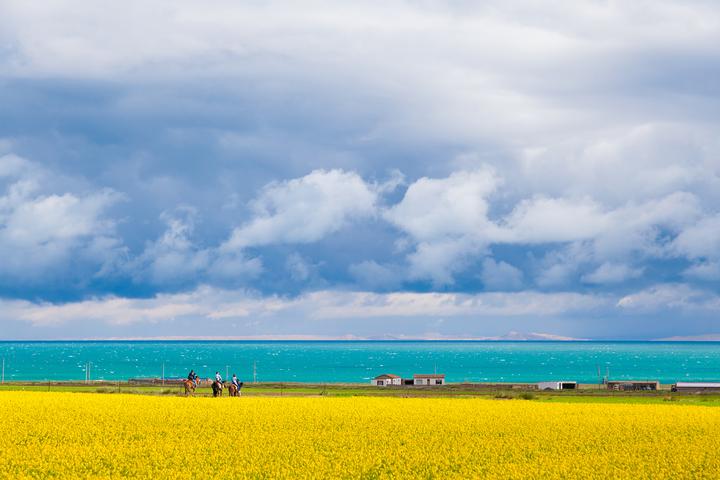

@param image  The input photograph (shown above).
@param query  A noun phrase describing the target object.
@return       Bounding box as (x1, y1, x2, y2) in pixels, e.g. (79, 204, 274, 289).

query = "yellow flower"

(0, 392, 718, 478)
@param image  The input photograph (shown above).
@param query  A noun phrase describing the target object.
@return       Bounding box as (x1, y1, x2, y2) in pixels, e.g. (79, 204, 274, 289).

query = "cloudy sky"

(1, 0, 719, 339)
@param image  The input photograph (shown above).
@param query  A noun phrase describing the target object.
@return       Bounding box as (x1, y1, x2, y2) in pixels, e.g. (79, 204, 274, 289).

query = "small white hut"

(371, 374, 402, 386)
(413, 374, 445, 386)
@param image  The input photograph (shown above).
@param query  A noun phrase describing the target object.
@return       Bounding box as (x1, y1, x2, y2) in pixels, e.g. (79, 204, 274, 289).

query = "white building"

(538, 381, 577, 391)
(372, 374, 402, 386)
(413, 374, 445, 386)
(673, 382, 720, 392)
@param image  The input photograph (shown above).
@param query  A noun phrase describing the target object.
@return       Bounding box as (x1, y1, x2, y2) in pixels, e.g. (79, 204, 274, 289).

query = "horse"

(182, 379, 196, 396)
(227, 382, 243, 397)
(211, 380, 224, 397)
(227, 383, 237, 397)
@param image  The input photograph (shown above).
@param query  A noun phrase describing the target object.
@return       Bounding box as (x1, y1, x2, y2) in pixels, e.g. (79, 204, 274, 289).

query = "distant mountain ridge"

(656, 334, 720, 341)
(83, 331, 585, 341)
(488, 331, 583, 341)
(361, 331, 585, 341)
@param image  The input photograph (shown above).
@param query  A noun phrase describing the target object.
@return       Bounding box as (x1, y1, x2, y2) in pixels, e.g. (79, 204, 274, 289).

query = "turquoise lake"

(1, 341, 719, 383)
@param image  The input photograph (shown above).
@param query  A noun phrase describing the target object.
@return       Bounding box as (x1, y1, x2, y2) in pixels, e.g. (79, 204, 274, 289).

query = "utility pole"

(1, 357, 4, 384)
(226, 365, 229, 381)
(253, 361, 257, 384)
(162, 362, 165, 386)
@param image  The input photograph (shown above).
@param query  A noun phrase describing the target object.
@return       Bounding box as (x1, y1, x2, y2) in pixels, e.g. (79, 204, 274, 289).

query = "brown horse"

(182, 379, 196, 396)
(211, 380, 224, 397)
(227, 383, 240, 397)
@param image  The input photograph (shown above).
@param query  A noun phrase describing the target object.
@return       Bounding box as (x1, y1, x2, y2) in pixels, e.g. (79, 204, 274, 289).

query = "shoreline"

(4, 380, 720, 407)
(0, 378, 691, 392)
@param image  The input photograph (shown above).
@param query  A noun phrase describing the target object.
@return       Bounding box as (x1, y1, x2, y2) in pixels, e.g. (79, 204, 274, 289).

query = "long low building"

(371, 373, 447, 386)
(672, 382, 720, 393)
(607, 380, 659, 391)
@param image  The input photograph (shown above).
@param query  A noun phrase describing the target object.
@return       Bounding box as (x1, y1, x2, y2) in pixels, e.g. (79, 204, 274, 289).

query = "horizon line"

(2, 337, 720, 342)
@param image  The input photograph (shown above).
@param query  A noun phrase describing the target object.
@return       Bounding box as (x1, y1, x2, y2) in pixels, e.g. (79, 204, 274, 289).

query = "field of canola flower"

(1, 392, 719, 479)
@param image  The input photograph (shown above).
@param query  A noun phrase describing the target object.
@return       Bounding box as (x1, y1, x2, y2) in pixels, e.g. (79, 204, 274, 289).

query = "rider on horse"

(231, 374, 241, 395)
(183, 370, 197, 396)
(211, 371, 224, 397)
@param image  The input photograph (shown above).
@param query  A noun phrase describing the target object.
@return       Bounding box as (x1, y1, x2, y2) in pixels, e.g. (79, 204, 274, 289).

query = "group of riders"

(183, 369, 243, 397)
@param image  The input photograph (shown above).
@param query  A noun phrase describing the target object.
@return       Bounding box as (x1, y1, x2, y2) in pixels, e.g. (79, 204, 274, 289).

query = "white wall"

(414, 377, 444, 385)
(538, 382, 561, 390)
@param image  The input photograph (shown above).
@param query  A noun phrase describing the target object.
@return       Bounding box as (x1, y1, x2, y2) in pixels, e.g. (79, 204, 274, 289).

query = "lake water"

(1, 341, 719, 383)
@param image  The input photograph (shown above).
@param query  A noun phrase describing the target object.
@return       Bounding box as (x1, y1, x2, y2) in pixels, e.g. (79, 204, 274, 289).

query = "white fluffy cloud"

(683, 261, 720, 281)
(384, 168, 501, 284)
(0, 154, 123, 282)
(130, 209, 209, 285)
(502, 197, 608, 243)
(617, 284, 720, 312)
(385, 168, 500, 242)
(130, 209, 262, 286)
(129, 169, 376, 286)
(503, 191, 701, 248)
(481, 258, 524, 290)
(2, 285, 608, 328)
(582, 262, 643, 285)
(3, 151, 717, 294)
(514, 124, 720, 208)
(5, 281, 720, 339)
(672, 215, 720, 260)
(303, 290, 607, 319)
(224, 169, 377, 249)
(383, 163, 711, 287)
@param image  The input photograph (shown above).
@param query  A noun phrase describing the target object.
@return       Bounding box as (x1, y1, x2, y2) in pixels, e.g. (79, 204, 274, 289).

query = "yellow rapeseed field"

(1, 392, 719, 479)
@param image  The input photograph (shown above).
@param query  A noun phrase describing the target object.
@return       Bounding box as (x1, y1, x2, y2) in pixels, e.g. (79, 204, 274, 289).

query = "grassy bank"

(1, 381, 720, 405)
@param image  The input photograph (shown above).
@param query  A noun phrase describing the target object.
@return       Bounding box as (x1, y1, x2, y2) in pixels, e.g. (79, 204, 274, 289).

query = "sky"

(1, 0, 719, 340)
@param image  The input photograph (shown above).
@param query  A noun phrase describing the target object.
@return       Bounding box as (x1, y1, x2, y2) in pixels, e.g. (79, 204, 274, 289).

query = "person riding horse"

(228, 374, 243, 397)
(212, 371, 224, 397)
(182, 369, 200, 396)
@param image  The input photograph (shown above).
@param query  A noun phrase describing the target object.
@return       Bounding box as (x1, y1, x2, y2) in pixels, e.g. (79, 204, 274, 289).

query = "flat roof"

(675, 382, 720, 388)
(413, 374, 445, 378)
(607, 380, 659, 383)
